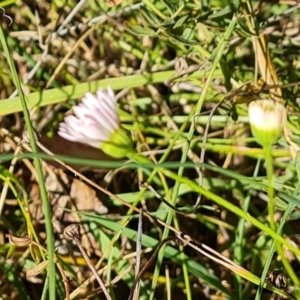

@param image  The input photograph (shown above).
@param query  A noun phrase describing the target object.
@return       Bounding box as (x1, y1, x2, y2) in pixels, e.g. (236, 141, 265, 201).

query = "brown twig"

(64, 224, 112, 300)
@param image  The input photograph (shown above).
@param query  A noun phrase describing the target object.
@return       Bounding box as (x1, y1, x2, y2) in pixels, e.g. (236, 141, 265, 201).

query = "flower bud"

(248, 99, 287, 147)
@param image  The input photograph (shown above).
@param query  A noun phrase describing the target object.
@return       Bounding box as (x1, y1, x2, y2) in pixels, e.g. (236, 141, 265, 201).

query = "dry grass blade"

(252, 35, 283, 102)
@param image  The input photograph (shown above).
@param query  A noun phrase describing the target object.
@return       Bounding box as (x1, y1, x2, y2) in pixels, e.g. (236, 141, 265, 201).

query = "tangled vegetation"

(0, 0, 300, 299)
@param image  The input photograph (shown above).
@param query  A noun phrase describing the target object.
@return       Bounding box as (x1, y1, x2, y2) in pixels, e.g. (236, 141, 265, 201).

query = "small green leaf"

(173, 14, 189, 29)
(182, 28, 193, 40)
(208, 5, 232, 19)
(165, 31, 197, 45)
(141, 8, 161, 27)
(126, 23, 156, 36)
(161, 0, 176, 14)
(278, 192, 300, 208)
(160, 18, 176, 28)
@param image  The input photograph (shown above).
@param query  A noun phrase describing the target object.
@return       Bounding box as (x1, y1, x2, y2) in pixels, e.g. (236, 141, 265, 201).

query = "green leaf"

(0, 71, 175, 116)
(182, 28, 193, 40)
(278, 192, 300, 208)
(141, 8, 162, 27)
(0, 0, 15, 6)
(161, 0, 177, 14)
(126, 23, 156, 36)
(165, 31, 198, 45)
(208, 5, 232, 19)
(173, 14, 189, 29)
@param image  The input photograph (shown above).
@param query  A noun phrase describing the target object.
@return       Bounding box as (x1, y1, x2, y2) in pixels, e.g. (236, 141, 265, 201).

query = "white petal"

(99, 88, 118, 114)
(82, 93, 98, 109)
(95, 90, 119, 129)
(82, 114, 112, 137)
(95, 104, 118, 131)
(58, 87, 122, 148)
(73, 106, 90, 120)
(96, 88, 116, 109)
(58, 125, 82, 142)
(61, 116, 99, 141)
(107, 86, 117, 102)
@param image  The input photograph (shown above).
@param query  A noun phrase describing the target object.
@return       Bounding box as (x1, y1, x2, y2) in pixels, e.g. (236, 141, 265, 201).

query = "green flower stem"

(126, 151, 151, 164)
(142, 17, 237, 300)
(264, 146, 299, 286)
(264, 146, 276, 232)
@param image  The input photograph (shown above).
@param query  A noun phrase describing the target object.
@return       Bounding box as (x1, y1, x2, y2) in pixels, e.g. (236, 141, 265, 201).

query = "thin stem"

(128, 236, 175, 300)
(263, 147, 299, 287)
(264, 146, 276, 232)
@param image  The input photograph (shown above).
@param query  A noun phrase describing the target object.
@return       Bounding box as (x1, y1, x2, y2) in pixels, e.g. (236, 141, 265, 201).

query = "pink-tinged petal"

(64, 115, 79, 125)
(79, 123, 110, 141)
(58, 128, 81, 142)
(73, 119, 107, 140)
(96, 88, 115, 104)
(107, 87, 116, 103)
(80, 98, 99, 113)
(61, 116, 99, 141)
(100, 96, 118, 120)
(64, 116, 84, 133)
(73, 106, 91, 120)
(59, 121, 107, 145)
(97, 88, 118, 114)
(95, 104, 119, 131)
(58, 87, 128, 151)
(82, 116, 112, 140)
(81, 114, 112, 137)
(94, 90, 119, 129)
(82, 92, 98, 107)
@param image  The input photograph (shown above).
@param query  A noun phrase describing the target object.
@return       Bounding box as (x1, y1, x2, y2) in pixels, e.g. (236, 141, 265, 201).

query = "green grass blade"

(0, 71, 175, 116)
(0, 22, 56, 300)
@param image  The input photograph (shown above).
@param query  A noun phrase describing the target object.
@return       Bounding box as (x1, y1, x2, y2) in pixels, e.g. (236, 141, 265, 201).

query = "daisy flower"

(58, 87, 133, 158)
